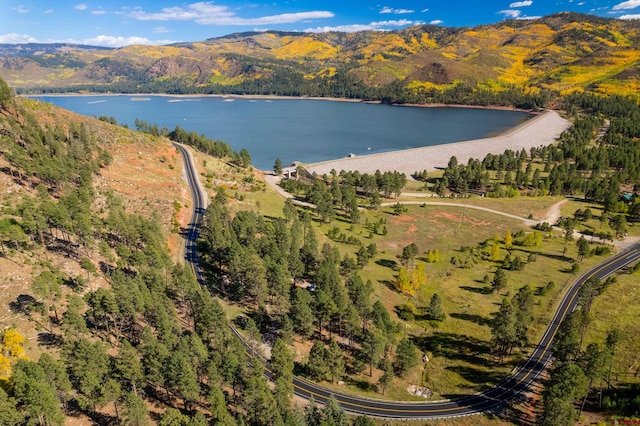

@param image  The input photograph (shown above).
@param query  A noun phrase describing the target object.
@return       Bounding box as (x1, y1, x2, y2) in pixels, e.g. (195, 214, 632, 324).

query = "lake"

(34, 95, 532, 171)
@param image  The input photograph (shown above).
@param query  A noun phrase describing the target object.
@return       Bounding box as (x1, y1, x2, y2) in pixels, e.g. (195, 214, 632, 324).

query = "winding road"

(175, 143, 640, 419)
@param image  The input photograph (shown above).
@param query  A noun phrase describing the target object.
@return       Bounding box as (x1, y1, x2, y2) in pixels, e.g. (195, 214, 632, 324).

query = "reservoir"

(35, 95, 532, 171)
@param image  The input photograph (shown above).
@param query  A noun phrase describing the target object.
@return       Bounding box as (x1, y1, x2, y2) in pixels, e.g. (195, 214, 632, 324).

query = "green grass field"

(396, 195, 566, 223)
(299, 201, 617, 399)
(193, 153, 286, 218)
(191, 156, 628, 403)
(582, 267, 640, 386)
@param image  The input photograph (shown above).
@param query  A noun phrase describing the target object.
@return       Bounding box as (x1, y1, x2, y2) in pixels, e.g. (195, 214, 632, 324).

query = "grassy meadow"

(191, 155, 628, 401)
(582, 268, 640, 386)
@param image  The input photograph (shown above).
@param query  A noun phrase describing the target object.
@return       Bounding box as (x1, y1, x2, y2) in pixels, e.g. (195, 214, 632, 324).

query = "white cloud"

(0, 33, 38, 43)
(91, 10, 107, 15)
(578, 2, 586, 5)
(517, 15, 542, 20)
(619, 13, 640, 18)
(82, 35, 178, 47)
(379, 7, 415, 14)
(374, 19, 423, 27)
(421, 8, 429, 13)
(0, 33, 177, 48)
(154, 26, 171, 33)
(509, 1, 533, 7)
(130, 2, 334, 25)
(44, 9, 54, 14)
(612, 0, 640, 10)
(304, 19, 423, 33)
(429, 19, 444, 25)
(13, 5, 30, 13)
(304, 24, 379, 33)
(74, 4, 88, 11)
(499, 9, 522, 18)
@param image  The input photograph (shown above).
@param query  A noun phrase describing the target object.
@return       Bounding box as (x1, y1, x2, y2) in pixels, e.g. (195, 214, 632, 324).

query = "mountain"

(2, 12, 640, 101)
(0, 43, 112, 56)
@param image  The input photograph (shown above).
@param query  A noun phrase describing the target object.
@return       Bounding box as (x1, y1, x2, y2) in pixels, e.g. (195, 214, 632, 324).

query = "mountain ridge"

(2, 12, 639, 102)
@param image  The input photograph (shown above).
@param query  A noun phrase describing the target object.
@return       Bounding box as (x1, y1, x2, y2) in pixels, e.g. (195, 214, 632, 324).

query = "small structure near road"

(281, 164, 297, 179)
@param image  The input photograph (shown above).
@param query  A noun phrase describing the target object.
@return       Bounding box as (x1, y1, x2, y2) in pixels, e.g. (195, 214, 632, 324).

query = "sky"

(1, 0, 640, 48)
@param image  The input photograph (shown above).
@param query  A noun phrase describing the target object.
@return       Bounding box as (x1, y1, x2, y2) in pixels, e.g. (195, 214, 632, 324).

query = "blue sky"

(2, 0, 639, 47)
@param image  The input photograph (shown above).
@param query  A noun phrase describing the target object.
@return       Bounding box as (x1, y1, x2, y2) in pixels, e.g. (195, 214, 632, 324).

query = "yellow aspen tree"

(426, 249, 441, 263)
(0, 328, 26, 384)
(395, 268, 413, 295)
(490, 241, 500, 261)
(0, 354, 10, 383)
(2, 328, 26, 361)
(411, 263, 427, 293)
(426, 250, 435, 263)
(505, 230, 513, 250)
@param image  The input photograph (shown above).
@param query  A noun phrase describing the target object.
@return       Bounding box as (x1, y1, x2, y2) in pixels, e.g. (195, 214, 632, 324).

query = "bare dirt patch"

(96, 136, 189, 261)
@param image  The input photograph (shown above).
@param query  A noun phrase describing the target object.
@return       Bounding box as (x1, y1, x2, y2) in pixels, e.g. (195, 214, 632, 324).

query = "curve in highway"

(174, 142, 640, 419)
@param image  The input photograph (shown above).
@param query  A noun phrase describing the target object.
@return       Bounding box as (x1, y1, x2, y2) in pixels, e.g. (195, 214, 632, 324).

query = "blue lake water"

(35, 95, 532, 171)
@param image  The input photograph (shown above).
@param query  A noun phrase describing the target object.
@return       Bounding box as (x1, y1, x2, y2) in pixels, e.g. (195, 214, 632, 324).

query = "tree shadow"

(99, 261, 110, 274)
(444, 365, 506, 387)
(9, 294, 42, 315)
(378, 279, 396, 292)
(449, 312, 492, 327)
(37, 332, 63, 347)
(534, 286, 547, 296)
(293, 361, 311, 378)
(413, 332, 492, 367)
(145, 384, 174, 410)
(345, 377, 377, 393)
(495, 403, 537, 426)
(149, 411, 163, 424)
(46, 237, 81, 260)
(334, 215, 354, 225)
(517, 247, 571, 263)
(460, 285, 492, 295)
(63, 276, 87, 292)
(375, 258, 397, 269)
(65, 399, 119, 426)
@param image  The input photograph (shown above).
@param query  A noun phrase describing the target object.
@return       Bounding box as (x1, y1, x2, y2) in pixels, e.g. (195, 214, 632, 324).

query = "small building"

(281, 163, 299, 179)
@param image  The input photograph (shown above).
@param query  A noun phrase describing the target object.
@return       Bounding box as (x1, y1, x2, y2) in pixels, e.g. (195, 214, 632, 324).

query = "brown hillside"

(0, 96, 190, 360)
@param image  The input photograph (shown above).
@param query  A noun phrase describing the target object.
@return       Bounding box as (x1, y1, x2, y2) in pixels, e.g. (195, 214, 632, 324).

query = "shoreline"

(25, 92, 363, 104)
(25, 92, 535, 112)
(303, 110, 571, 177)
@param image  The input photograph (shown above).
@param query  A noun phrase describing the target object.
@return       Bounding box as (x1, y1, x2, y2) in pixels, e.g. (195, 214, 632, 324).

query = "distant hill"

(0, 43, 112, 56)
(2, 12, 639, 102)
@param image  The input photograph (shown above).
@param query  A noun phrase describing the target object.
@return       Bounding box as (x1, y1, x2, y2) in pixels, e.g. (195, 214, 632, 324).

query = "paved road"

(173, 143, 206, 272)
(175, 143, 640, 419)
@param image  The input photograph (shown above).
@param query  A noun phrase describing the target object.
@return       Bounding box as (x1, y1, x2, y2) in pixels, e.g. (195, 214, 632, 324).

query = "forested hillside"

(3, 13, 640, 105)
(1, 76, 348, 425)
